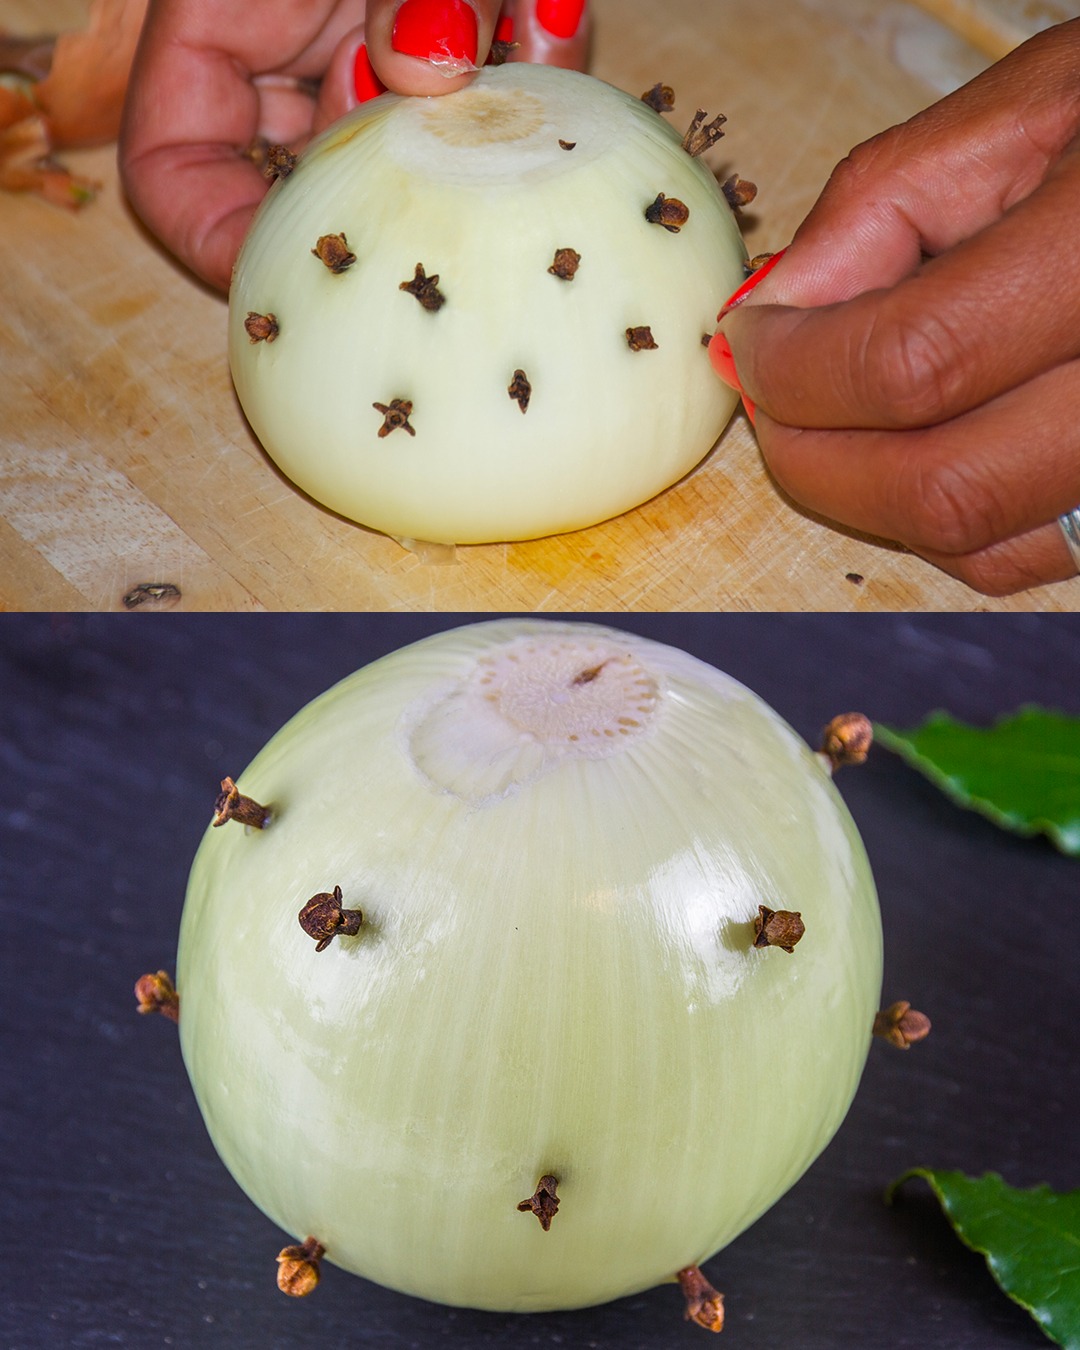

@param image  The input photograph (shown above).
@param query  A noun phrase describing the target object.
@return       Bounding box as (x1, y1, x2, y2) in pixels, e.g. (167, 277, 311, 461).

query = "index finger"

(119, 1, 351, 291)
(744, 19, 1080, 312)
(716, 20, 1080, 429)
(722, 138, 1080, 432)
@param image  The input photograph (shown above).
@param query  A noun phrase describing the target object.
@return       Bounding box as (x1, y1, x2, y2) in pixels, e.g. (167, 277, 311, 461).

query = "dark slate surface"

(2, 614, 1078, 1350)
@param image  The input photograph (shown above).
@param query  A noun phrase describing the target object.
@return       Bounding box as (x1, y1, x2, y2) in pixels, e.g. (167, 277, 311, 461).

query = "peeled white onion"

(228, 65, 747, 544)
(176, 619, 882, 1317)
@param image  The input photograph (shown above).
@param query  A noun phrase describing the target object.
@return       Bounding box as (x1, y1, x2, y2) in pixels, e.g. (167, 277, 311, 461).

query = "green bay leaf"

(889, 1170, 1080, 1349)
(875, 708, 1080, 855)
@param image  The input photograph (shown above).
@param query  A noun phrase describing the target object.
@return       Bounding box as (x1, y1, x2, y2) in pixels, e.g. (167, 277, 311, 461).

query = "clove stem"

(681, 109, 726, 157)
(213, 777, 272, 829)
(676, 1264, 725, 1333)
(517, 1174, 560, 1230)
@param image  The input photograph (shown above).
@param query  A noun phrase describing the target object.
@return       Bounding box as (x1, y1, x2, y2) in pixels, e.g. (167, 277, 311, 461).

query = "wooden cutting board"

(3, 0, 1078, 611)
(911, 0, 1078, 58)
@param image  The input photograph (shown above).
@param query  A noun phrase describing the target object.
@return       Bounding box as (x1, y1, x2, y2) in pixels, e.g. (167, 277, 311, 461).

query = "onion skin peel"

(177, 620, 882, 1313)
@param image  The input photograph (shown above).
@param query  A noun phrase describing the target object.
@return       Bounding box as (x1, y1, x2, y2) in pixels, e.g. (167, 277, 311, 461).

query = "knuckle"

(857, 307, 968, 426)
(824, 130, 896, 197)
(895, 453, 1007, 555)
(946, 549, 1036, 597)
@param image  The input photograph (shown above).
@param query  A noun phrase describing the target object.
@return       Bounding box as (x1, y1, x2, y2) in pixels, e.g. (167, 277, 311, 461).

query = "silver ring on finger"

(1060, 508, 1080, 574)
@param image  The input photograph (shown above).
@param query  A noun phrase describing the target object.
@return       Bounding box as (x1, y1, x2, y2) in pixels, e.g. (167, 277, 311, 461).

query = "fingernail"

(536, 0, 586, 39)
(494, 11, 514, 42)
(392, 0, 479, 66)
(710, 334, 757, 425)
(717, 246, 788, 319)
(708, 332, 743, 394)
(353, 44, 387, 103)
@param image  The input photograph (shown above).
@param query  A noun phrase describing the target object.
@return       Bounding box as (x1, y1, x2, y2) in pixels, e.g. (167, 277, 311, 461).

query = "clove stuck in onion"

(228, 64, 749, 546)
(173, 620, 883, 1318)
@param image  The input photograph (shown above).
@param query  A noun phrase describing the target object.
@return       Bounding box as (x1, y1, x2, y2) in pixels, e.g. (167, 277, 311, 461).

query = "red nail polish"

(392, 0, 479, 66)
(741, 395, 757, 426)
(717, 247, 788, 319)
(353, 44, 387, 103)
(708, 332, 743, 394)
(536, 0, 586, 40)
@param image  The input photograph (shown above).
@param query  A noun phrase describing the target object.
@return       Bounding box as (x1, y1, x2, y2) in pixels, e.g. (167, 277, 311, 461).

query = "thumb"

(313, 1, 500, 132)
(364, 0, 591, 83)
(364, 0, 500, 93)
(313, 2, 590, 131)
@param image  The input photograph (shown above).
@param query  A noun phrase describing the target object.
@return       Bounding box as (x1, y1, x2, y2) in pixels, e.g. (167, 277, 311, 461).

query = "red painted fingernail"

(353, 44, 387, 103)
(741, 395, 757, 426)
(392, 0, 479, 66)
(708, 332, 743, 394)
(717, 247, 788, 319)
(536, 0, 586, 39)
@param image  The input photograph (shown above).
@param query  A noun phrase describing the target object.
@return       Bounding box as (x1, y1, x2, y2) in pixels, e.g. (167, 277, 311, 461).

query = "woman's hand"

(711, 19, 1080, 595)
(119, 0, 588, 292)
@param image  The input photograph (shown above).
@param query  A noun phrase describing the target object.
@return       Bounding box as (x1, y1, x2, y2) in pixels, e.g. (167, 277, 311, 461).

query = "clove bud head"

(134, 970, 179, 1022)
(873, 1001, 931, 1049)
(819, 713, 874, 772)
(299, 885, 364, 952)
(276, 1236, 325, 1297)
(753, 905, 805, 954)
(517, 1175, 560, 1230)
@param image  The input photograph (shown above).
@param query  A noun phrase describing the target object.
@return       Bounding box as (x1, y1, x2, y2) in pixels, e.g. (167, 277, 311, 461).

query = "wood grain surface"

(911, 0, 1079, 58)
(3, 0, 1078, 611)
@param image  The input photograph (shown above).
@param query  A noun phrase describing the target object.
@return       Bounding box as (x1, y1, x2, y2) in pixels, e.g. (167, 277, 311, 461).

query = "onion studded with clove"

(176, 620, 883, 1318)
(228, 65, 748, 545)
